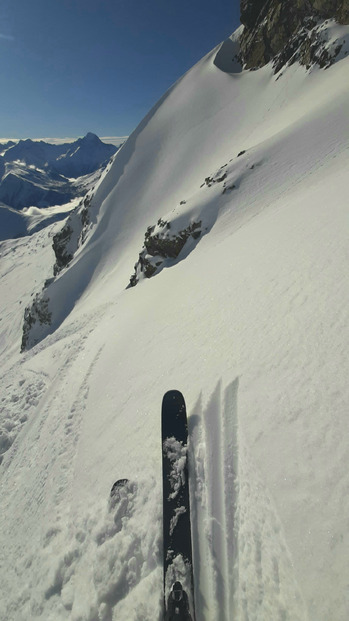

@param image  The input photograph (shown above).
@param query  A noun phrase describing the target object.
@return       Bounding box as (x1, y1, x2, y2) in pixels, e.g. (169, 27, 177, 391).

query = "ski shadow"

(188, 394, 208, 618)
(188, 379, 240, 621)
(202, 382, 227, 621)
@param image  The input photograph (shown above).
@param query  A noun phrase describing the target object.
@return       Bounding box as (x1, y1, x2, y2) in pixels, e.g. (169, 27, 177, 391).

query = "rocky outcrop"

(52, 195, 91, 275)
(240, 0, 349, 70)
(21, 193, 94, 351)
(21, 293, 52, 352)
(128, 218, 202, 287)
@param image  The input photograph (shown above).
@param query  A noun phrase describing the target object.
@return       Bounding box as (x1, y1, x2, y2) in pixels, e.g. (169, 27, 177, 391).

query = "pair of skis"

(162, 390, 195, 621)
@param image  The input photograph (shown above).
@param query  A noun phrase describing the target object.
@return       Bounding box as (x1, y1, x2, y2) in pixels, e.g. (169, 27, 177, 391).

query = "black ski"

(162, 390, 195, 620)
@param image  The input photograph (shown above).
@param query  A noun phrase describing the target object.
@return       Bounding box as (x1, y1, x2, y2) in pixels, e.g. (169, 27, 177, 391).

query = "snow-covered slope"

(0, 24, 349, 621)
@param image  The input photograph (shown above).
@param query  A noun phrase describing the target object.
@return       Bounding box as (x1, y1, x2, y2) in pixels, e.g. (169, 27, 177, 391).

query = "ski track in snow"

(1, 476, 162, 621)
(189, 380, 308, 621)
(0, 368, 48, 464)
(0, 291, 111, 470)
(190, 383, 235, 621)
(0, 264, 166, 621)
(0, 321, 163, 620)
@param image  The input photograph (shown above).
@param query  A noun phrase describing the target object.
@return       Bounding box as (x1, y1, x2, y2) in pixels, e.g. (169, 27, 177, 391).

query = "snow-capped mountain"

(0, 140, 15, 156)
(0, 133, 119, 212)
(52, 132, 119, 178)
(0, 2, 349, 620)
(1, 132, 117, 177)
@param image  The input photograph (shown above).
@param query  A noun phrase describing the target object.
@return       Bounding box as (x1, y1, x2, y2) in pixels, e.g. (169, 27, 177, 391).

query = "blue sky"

(0, 0, 240, 139)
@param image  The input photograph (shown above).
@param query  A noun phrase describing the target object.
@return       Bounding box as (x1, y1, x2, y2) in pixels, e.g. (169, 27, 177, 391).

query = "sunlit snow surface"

(0, 27, 349, 620)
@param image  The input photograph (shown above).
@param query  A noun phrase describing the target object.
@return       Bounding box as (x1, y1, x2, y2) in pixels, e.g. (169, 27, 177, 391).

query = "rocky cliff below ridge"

(240, 0, 349, 71)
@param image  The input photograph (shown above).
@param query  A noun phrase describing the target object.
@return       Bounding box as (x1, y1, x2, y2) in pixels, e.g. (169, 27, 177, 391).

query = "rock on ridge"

(240, 0, 349, 70)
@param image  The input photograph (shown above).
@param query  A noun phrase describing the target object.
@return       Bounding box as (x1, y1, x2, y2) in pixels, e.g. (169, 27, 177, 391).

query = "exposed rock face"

(128, 218, 202, 288)
(20, 151, 118, 351)
(241, 0, 267, 29)
(21, 293, 52, 352)
(21, 194, 93, 351)
(52, 195, 91, 275)
(240, 0, 349, 70)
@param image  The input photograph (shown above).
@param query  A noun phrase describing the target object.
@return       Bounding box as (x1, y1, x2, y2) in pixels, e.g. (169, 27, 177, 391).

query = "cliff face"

(240, 0, 349, 70)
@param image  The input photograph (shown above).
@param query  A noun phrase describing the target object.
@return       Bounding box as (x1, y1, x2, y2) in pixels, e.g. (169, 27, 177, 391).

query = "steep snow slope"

(0, 28, 349, 621)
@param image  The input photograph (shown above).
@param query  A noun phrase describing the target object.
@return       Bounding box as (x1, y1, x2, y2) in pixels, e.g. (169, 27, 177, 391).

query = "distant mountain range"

(0, 133, 122, 210)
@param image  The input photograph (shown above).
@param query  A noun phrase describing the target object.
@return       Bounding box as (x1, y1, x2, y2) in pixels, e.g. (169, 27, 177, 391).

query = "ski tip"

(110, 478, 129, 494)
(162, 390, 185, 404)
(109, 479, 135, 511)
(162, 391, 187, 438)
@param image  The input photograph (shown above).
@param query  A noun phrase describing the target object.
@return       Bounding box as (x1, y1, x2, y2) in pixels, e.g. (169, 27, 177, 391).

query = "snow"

(0, 23, 349, 621)
(163, 437, 187, 501)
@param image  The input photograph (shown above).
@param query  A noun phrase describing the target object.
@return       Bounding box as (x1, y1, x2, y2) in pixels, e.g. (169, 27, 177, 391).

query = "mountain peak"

(20, 138, 35, 146)
(81, 132, 100, 143)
